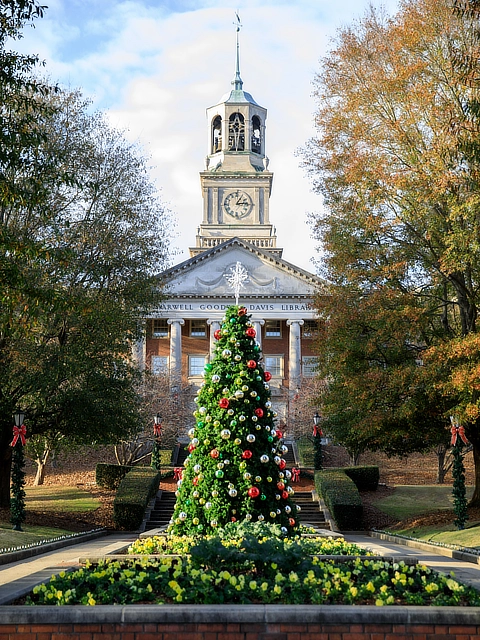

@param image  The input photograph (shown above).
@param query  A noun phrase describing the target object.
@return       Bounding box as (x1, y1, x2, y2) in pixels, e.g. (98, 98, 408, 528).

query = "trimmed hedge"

(96, 463, 133, 490)
(343, 466, 379, 492)
(315, 470, 363, 531)
(113, 466, 161, 531)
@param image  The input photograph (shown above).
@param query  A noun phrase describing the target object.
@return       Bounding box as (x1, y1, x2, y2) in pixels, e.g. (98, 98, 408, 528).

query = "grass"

(0, 486, 100, 552)
(391, 521, 480, 549)
(374, 485, 474, 521)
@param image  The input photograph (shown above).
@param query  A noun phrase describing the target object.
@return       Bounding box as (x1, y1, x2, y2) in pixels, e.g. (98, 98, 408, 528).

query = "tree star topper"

(224, 261, 249, 304)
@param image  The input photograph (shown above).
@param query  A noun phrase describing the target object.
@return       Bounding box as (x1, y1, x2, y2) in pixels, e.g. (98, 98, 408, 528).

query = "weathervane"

(225, 261, 249, 305)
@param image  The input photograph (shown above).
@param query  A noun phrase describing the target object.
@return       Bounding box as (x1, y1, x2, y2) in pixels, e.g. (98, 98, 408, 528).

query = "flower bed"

(23, 523, 480, 607)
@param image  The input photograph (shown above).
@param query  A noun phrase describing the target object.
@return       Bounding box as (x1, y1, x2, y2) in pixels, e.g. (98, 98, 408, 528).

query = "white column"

(207, 319, 221, 359)
(253, 319, 265, 348)
(167, 318, 185, 383)
(286, 319, 304, 388)
(133, 330, 147, 371)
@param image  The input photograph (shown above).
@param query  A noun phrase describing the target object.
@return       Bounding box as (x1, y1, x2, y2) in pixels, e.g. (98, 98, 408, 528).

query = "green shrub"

(96, 463, 133, 490)
(296, 436, 314, 467)
(113, 466, 161, 530)
(315, 470, 363, 531)
(342, 466, 379, 491)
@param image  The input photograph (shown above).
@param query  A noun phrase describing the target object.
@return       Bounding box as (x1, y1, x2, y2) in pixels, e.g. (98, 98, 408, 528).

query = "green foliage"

(315, 470, 363, 531)
(342, 466, 380, 492)
(26, 554, 480, 606)
(151, 441, 162, 470)
(95, 463, 133, 490)
(171, 305, 298, 535)
(452, 444, 469, 530)
(313, 433, 323, 470)
(10, 442, 26, 530)
(113, 467, 160, 530)
(296, 436, 314, 467)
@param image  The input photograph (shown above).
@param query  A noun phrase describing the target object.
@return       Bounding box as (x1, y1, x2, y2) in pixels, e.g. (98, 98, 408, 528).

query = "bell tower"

(190, 18, 281, 257)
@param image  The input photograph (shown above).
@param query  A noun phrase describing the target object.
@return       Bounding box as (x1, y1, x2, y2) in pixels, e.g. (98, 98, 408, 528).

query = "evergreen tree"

(170, 305, 299, 535)
(452, 443, 468, 530)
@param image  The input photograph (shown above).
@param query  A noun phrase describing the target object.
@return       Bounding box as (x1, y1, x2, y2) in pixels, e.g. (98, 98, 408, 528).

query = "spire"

(232, 11, 243, 90)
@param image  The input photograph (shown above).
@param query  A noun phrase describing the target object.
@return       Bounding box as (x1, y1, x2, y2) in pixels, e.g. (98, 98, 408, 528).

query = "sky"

(12, 0, 399, 273)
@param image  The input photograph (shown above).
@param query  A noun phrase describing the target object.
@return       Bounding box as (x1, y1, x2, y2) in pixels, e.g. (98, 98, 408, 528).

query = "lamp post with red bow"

(151, 413, 163, 471)
(313, 412, 323, 470)
(450, 416, 469, 530)
(11, 409, 27, 531)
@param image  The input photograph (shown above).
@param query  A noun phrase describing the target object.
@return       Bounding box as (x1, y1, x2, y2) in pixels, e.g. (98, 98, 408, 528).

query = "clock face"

(223, 190, 253, 219)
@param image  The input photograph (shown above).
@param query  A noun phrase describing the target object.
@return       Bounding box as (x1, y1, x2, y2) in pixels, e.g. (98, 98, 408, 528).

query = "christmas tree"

(170, 304, 299, 535)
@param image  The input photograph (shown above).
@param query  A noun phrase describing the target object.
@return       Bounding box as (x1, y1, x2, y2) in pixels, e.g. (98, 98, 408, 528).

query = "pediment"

(162, 239, 322, 298)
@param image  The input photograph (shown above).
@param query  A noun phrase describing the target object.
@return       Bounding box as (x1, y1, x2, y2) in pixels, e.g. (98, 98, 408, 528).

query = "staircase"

(144, 489, 176, 531)
(294, 491, 330, 529)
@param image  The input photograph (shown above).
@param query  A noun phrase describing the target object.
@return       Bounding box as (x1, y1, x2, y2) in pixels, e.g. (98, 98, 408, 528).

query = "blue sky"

(13, 0, 399, 271)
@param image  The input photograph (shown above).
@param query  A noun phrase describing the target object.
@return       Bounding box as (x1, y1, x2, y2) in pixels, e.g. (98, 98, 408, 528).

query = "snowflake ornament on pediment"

(224, 261, 249, 304)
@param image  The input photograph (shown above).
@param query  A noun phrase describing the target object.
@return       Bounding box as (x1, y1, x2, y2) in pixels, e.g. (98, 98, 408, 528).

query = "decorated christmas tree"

(170, 304, 299, 535)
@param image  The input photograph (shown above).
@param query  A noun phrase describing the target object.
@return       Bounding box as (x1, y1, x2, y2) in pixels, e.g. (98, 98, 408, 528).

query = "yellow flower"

(350, 586, 358, 597)
(366, 582, 375, 593)
(289, 572, 299, 583)
(261, 582, 269, 592)
(249, 581, 257, 590)
(375, 598, 384, 606)
(273, 585, 282, 595)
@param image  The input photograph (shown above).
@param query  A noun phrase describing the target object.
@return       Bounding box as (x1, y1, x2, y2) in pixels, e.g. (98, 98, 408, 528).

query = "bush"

(96, 463, 133, 489)
(342, 466, 379, 491)
(113, 466, 161, 530)
(315, 470, 363, 531)
(296, 436, 314, 467)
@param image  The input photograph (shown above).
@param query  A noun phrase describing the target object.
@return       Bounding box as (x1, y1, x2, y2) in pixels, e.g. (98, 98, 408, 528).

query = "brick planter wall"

(1, 605, 480, 639)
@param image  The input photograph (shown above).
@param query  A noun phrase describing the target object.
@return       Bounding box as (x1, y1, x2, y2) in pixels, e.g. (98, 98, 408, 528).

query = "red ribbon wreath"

(10, 425, 26, 447)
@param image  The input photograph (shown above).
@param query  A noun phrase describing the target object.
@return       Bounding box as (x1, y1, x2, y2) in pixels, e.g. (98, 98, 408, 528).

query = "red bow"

(451, 425, 469, 446)
(153, 423, 162, 437)
(313, 425, 323, 437)
(174, 467, 183, 481)
(291, 467, 300, 482)
(11, 425, 26, 447)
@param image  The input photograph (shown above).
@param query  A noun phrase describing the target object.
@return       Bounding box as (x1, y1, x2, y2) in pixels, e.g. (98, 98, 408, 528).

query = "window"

(189, 355, 206, 376)
(151, 356, 168, 375)
(251, 115, 261, 153)
(265, 320, 281, 338)
(264, 356, 283, 377)
(190, 320, 206, 337)
(228, 112, 245, 150)
(152, 319, 168, 338)
(212, 115, 222, 153)
(302, 320, 318, 338)
(302, 356, 318, 377)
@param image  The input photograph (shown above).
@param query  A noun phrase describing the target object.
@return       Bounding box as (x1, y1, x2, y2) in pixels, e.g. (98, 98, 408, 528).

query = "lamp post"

(11, 409, 27, 531)
(313, 412, 323, 470)
(151, 413, 163, 471)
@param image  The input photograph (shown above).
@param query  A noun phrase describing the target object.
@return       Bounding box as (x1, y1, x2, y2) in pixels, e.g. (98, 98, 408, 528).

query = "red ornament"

(219, 398, 229, 409)
(276, 429, 283, 439)
(247, 360, 257, 369)
(289, 518, 296, 527)
(282, 490, 289, 500)
(277, 481, 285, 490)
(254, 408, 264, 418)
(193, 477, 199, 485)
(210, 449, 219, 459)
(231, 516, 237, 522)
(246, 327, 256, 338)
(242, 449, 253, 459)
(264, 372, 272, 382)
(238, 307, 247, 316)
(188, 444, 195, 452)
(279, 459, 286, 470)
(248, 486, 260, 498)
(214, 329, 222, 340)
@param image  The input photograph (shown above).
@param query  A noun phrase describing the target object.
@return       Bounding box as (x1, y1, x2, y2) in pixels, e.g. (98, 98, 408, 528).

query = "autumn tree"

(302, 0, 480, 501)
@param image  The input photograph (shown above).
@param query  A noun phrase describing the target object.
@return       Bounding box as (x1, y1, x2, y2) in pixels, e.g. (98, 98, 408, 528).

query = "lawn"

(0, 486, 100, 551)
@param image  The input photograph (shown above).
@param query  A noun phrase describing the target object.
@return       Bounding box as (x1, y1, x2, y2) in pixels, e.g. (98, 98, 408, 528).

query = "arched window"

(251, 115, 262, 154)
(212, 116, 222, 153)
(228, 112, 245, 150)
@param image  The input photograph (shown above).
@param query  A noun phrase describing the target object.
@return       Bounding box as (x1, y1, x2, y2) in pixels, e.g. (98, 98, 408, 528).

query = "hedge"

(96, 463, 133, 490)
(113, 466, 161, 531)
(342, 466, 379, 491)
(315, 470, 363, 531)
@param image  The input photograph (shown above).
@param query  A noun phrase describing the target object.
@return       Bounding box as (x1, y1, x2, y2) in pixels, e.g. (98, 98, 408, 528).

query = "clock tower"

(190, 25, 281, 258)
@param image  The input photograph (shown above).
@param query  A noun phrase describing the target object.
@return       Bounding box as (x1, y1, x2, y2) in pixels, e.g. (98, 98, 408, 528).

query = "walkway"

(1, 530, 480, 605)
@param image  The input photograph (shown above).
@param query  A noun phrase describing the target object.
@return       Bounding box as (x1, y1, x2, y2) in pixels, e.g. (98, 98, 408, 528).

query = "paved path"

(1, 530, 480, 605)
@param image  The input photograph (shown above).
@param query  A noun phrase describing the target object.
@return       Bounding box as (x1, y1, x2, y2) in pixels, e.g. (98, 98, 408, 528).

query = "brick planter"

(1, 604, 480, 639)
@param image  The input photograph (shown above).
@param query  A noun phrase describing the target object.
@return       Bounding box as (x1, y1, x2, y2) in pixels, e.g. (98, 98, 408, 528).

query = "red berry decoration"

(248, 486, 260, 498)
(214, 329, 222, 340)
(254, 408, 264, 418)
(264, 371, 272, 381)
(279, 459, 286, 470)
(242, 449, 253, 459)
(282, 490, 289, 500)
(246, 327, 256, 338)
(219, 398, 229, 409)
(247, 360, 257, 369)
(210, 449, 219, 459)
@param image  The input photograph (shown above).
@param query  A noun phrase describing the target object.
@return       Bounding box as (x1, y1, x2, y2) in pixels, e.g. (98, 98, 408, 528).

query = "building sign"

(155, 300, 314, 315)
